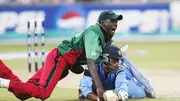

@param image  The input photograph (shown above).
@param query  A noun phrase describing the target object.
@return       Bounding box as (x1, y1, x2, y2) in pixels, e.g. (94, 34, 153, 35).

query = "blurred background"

(0, 0, 180, 69)
(0, 0, 180, 100)
(0, 0, 180, 42)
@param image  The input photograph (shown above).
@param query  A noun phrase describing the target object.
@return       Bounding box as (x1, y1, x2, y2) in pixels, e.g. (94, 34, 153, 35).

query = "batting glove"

(103, 90, 119, 101)
(116, 90, 128, 101)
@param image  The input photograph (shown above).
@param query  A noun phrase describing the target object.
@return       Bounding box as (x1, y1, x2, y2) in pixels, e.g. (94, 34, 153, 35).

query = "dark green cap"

(98, 11, 123, 22)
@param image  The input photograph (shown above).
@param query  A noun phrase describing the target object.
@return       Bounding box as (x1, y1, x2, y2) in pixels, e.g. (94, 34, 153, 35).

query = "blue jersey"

(121, 54, 156, 98)
(79, 61, 128, 98)
(79, 54, 156, 99)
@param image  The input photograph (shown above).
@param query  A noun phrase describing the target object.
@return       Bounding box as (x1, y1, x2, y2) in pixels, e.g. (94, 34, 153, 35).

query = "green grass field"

(115, 41, 180, 69)
(1, 41, 180, 70)
(0, 88, 178, 101)
(0, 41, 180, 101)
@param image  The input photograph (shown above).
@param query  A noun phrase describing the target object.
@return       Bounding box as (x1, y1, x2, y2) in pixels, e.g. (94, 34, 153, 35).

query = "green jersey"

(57, 23, 111, 62)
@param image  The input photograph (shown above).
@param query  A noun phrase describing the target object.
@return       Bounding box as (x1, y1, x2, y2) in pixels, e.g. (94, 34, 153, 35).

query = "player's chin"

(109, 33, 114, 39)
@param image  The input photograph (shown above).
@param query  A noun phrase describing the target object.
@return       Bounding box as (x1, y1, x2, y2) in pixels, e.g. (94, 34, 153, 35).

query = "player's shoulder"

(84, 30, 97, 35)
(85, 23, 101, 35)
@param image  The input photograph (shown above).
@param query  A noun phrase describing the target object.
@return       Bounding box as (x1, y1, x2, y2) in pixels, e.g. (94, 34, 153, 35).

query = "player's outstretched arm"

(84, 31, 105, 99)
(87, 58, 105, 99)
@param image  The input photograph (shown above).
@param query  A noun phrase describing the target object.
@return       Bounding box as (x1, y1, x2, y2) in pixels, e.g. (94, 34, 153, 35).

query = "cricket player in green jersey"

(0, 11, 123, 101)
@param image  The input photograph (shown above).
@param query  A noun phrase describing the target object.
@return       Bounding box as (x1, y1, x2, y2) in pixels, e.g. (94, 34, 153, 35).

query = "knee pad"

(70, 65, 84, 74)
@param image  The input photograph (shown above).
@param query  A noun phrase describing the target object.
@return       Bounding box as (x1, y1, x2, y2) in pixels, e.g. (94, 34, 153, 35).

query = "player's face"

(102, 19, 118, 39)
(108, 58, 119, 70)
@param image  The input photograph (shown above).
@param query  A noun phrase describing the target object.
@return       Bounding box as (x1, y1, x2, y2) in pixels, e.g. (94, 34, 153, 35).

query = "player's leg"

(12, 67, 45, 100)
(26, 66, 43, 84)
(37, 49, 82, 99)
(0, 60, 20, 81)
(128, 81, 146, 99)
(5, 48, 60, 100)
(13, 66, 46, 100)
(6, 48, 82, 100)
(0, 60, 32, 100)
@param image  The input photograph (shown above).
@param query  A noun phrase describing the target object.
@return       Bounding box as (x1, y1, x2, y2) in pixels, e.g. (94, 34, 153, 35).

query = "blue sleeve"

(115, 71, 128, 92)
(79, 75, 93, 98)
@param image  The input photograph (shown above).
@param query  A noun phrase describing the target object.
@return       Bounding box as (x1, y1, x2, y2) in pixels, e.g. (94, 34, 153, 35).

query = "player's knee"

(40, 94, 50, 100)
(39, 90, 51, 100)
(130, 91, 146, 99)
(15, 94, 31, 101)
(27, 85, 51, 100)
(128, 82, 146, 99)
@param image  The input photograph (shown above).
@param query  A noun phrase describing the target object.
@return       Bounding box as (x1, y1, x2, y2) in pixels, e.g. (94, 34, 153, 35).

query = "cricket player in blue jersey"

(78, 45, 156, 101)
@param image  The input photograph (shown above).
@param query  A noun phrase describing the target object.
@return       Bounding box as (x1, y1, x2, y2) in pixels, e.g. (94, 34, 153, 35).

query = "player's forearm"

(87, 92, 98, 101)
(87, 58, 104, 92)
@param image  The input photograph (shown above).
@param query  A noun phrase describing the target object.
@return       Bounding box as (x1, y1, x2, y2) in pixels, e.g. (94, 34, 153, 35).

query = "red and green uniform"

(0, 23, 111, 100)
(57, 23, 108, 61)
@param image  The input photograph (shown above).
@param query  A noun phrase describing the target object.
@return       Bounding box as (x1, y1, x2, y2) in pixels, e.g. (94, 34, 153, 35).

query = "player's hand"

(103, 90, 118, 101)
(116, 90, 128, 101)
(96, 88, 105, 99)
(103, 90, 128, 101)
